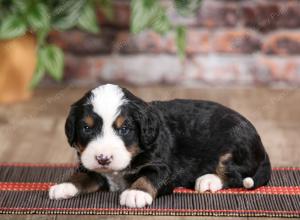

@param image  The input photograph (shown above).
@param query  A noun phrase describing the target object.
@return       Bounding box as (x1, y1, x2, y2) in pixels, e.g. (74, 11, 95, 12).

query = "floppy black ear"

(65, 91, 92, 147)
(65, 107, 77, 147)
(122, 87, 161, 149)
(134, 103, 160, 148)
(141, 106, 160, 146)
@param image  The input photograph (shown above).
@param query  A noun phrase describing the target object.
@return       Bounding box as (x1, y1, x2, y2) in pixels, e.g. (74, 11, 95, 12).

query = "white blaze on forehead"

(91, 84, 126, 121)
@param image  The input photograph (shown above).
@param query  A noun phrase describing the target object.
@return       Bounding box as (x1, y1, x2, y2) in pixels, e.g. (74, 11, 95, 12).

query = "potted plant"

(0, 0, 111, 103)
(0, 0, 200, 104)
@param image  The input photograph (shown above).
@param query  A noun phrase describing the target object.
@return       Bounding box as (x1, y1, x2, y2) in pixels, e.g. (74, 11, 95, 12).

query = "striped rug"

(0, 163, 299, 217)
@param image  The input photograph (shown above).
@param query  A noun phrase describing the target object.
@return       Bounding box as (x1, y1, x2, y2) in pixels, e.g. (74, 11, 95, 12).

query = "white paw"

(120, 189, 153, 208)
(49, 183, 79, 200)
(195, 174, 223, 193)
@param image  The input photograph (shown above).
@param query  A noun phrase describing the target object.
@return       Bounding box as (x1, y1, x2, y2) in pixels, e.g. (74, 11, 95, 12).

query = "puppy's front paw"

(49, 183, 78, 200)
(120, 189, 153, 208)
(195, 174, 223, 193)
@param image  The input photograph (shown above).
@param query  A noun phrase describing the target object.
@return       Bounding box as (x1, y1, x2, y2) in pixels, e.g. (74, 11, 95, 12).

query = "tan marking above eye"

(114, 115, 126, 128)
(84, 116, 94, 127)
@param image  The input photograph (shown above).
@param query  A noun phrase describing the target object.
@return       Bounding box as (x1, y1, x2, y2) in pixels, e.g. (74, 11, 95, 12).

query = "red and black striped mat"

(0, 163, 299, 217)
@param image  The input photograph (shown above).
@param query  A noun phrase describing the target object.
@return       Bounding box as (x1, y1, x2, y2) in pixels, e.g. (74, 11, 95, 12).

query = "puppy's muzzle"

(95, 154, 113, 166)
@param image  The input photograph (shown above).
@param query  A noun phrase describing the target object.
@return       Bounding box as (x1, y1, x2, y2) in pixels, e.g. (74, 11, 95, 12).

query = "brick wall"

(49, 0, 300, 87)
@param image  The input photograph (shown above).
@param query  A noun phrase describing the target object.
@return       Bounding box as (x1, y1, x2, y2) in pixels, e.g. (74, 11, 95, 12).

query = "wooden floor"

(0, 85, 299, 220)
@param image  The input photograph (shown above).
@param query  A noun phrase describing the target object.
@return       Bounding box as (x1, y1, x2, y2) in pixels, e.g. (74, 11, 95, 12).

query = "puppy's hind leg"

(194, 174, 223, 193)
(194, 152, 240, 193)
(215, 154, 254, 189)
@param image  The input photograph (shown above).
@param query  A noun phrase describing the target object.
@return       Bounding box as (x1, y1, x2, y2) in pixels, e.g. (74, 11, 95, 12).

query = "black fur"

(64, 86, 271, 198)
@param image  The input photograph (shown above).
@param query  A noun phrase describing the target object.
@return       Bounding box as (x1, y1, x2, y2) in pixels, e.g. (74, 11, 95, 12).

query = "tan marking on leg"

(216, 152, 232, 182)
(130, 177, 157, 199)
(84, 116, 94, 127)
(68, 172, 101, 193)
(114, 115, 125, 128)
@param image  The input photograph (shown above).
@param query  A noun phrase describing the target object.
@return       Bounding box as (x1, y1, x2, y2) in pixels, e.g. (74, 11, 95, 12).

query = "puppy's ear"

(135, 104, 160, 148)
(122, 87, 160, 149)
(65, 91, 92, 147)
(65, 107, 77, 147)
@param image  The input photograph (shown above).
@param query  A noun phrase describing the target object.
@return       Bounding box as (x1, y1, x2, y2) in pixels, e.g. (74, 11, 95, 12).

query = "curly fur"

(50, 84, 271, 206)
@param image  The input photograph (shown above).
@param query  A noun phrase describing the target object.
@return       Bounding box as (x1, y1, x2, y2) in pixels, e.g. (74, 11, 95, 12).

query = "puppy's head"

(65, 84, 159, 173)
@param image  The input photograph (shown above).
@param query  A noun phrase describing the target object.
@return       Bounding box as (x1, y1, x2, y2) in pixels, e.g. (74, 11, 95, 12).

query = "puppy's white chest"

(103, 172, 127, 192)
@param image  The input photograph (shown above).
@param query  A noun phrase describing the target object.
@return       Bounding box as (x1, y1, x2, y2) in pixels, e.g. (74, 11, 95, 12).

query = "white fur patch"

(195, 174, 223, 193)
(103, 172, 127, 192)
(120, 189, 153, 208)
(91, 84, 127, 122)
(243, 177, 254, 189)
(49, 183, 78, 200)
(81, 84, 131, 171)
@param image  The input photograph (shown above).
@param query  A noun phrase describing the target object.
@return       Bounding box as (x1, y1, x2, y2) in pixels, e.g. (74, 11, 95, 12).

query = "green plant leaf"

(152, 11, 170, 34)
(78, 2, 100, 33)
(0, 14, 26, 40)
(30, 56, 45, 89)
(131, 0, 150, 33)
(131, 0, 171, 34)
(36, 28, 49, 47)
(40, 45, 64, 81)
(131, 0, 153, 33)
(176, 26, 186, 60)
(27, 3, 50, 31)
(96, 0, 113, 21)
(51, 0, 86, 30)
(175, 0, 202, 16)
(12, 0, 29, 13)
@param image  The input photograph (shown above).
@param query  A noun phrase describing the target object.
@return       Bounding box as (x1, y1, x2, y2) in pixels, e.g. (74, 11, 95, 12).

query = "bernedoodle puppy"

(49, 84, 271, 208)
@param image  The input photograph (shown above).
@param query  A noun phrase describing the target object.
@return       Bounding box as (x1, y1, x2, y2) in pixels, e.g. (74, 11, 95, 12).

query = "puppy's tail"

(242, 154, 271, 189)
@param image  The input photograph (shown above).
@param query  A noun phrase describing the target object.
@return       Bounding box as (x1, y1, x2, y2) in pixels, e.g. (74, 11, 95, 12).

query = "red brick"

(64, 55, 183, 85)
(277, 2, 300, 28)
(114, 29, 262, 55)
(164, 29, 262, 55)
(185, 55, 300, 86)
(263, 32, 300, 55)
(63, 55, 94, 83)
(61, 54, 300, 87)
(49, 30, 116, 54)
(213, 30, 261, 53)
(185, 29, 212, 54)
(240, 1, 300, 31)
(164, 29, 212, 54)
(99, 55, 183, 85)
(197, 0, 240, 27)
(114, 31, 166, 54)
(259, 56, 300, 83)
(241, 1, 280, 31)
(184, 55, 260, 85)
(114, 29, 212, 55)
(115, 29, 214, 55)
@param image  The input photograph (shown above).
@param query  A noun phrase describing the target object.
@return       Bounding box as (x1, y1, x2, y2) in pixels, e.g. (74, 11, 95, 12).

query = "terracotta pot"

(0, 34, 37, 104)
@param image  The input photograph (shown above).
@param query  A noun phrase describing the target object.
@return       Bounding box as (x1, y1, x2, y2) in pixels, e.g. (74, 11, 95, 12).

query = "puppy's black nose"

(95, 154, 112, 166)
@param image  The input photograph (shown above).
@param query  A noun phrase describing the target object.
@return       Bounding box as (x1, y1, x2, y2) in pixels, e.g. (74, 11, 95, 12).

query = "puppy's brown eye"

(118, 126, 129, 136)
(83, 125, 91, 133)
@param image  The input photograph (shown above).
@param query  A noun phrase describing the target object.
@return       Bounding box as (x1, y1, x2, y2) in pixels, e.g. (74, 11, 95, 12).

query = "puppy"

(49, 84, 271, 208)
